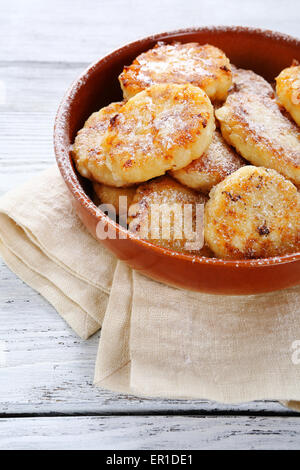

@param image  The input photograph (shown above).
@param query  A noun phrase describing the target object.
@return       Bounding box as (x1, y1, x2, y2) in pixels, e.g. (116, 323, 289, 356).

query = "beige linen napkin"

(0, 167, 116, 339)
(95, 262, 300, 402)
(1, 167, 300, 404)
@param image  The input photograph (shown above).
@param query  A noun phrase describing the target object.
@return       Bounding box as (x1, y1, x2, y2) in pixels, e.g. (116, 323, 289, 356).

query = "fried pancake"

(128, 176, 212, 255)
(205, 166, 300, 259)
(93, 182, 136, 215)
(119, 42, 232, 102)
(276, 63, 300, 126)
(72, 102, 124, 186)
(170, 129, 245, 193)
(103, 83, 215, 186)
(216, 68, 300, 186)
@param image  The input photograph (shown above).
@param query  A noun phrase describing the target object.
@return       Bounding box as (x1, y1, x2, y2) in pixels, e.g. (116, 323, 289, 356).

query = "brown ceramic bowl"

(54, 26, 300, 295)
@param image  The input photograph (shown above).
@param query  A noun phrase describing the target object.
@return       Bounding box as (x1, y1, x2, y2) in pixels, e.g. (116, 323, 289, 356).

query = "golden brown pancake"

(276, 63, 300, 126)
(72, 102, 124, 186)
(93, 182, 136, 216)
(103, 83, 215, 186)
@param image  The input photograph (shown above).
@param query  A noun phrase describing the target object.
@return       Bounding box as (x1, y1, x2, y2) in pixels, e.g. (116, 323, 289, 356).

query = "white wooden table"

(1, 0, 300, 450)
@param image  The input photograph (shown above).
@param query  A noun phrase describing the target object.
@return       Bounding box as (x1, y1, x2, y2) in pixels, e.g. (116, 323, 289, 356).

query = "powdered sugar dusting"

(54, 26, 300, 277)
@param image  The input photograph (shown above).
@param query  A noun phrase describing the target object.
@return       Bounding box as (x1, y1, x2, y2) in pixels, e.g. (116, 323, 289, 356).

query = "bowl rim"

(54, 25, 300, 269)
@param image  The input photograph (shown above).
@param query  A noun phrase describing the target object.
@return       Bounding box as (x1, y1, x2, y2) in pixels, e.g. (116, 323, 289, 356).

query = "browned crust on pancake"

(171, 129, 246, 192)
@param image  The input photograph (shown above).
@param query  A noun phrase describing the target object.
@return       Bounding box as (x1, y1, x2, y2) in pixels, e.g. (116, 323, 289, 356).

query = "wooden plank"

(0, 63, 86, 194)
(1, 415, 300, 449)
(0, 62, 86, 113)
(0, 0, 299, 63)
(0, 261, 291, 415)
(0, 112, 54, 194)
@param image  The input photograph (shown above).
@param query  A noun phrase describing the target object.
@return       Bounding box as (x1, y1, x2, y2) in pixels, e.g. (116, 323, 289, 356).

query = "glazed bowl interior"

(55, 26, 300, 287)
